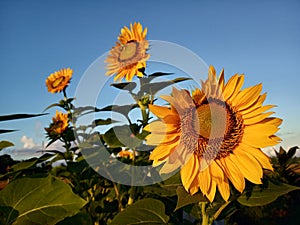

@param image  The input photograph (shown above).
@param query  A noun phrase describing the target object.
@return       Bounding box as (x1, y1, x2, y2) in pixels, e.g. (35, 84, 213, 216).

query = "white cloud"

(20, 136, 40, 149)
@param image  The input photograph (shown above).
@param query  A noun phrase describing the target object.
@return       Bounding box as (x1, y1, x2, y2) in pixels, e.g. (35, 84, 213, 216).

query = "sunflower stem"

(128, 149, 136, 205)
(139, 106, 148, 128)
(200, 202, 213, 225)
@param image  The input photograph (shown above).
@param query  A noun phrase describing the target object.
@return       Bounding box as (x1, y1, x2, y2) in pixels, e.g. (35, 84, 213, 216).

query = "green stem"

(213, 201, 231, 221)
(128, 149, 136, 205)
(200, 202, 213, 225)
(140, 107, 148, 127)
(63, 88, 68, 101)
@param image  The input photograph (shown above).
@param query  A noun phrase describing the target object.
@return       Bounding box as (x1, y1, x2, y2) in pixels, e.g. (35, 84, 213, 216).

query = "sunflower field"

(0, 22, 299, 225)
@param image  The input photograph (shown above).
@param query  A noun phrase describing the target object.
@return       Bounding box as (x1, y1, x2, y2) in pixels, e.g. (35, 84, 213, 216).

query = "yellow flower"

(45, 111, 69, 135)
(46, 68, 72, 93)
(145, 65, 281, 202)
(118, 150, 134, 160)
(105, 22, 150, 82)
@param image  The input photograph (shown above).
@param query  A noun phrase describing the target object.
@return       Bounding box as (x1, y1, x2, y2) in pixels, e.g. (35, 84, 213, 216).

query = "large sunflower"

(46, 68, 73, 93)
(145, 65, 281, 202)
(105, 22, 150, 82)
(45, 111, 69, 135)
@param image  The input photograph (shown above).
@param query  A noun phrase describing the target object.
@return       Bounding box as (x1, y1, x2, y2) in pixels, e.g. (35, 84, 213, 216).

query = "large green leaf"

(144, 172, 182, 197)
(96, 104, 139, 117)
(0, 129, 18, 134)
(56, 212, 93, 225)
(111, 82, 137, 92)
(138, 77, 191, 97)
(109, 198, 169, 225)
(175, 186, 207, 211)
(94, 118, 119, 126)
(139, 72, 174, 86)
(238, 181, 300, 206)
(0, 175, 87, 225)
(103, 125, 143, 148)
(0, 113, 47, 122)
(0, 140, 14, 151)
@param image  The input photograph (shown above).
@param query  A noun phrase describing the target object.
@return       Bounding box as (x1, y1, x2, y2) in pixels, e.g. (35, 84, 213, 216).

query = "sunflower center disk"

(195, 102, 228, 140)
(52, 77, 65, 88)
(181, 99, 244, 160)
(119, 42, 138, 61)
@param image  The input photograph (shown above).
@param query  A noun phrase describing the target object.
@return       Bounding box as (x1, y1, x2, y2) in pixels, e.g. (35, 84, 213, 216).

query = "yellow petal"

(144, 120, 165, 132)
(172, 87, 194, 109)
(149, 140, 179, 161)
(189, 176, 200, 195)
(244, 123, 280, 136)
(238, 142, 273, 171)
(146, 132, 179, 146)
(168, 143, 191, 165)
(153, 159, 166, 167)
(243, 112, 274, 125)
(260, 117, 283, 127)
(198, 167, 211, 195)
(181, 154, 200, 189)
(242, 124, 280, 148)
(210, 161, 224, 183)
(160, 154, 185, 174)
(217, 177, 230, 202)
(218, 69, 225, 89)
(223, 74, 244, 100)
(144, 120, 177, 134)
(242, 134, 279, 148)
(232, 84, 262, 110)
(221, 156, 245, 193)
(240, 92, 267, 114)
(206, 180, 216, 202)
(232, 150, 263, 184)
(242, 105, 274, 118)
(148, 104, 173, 119)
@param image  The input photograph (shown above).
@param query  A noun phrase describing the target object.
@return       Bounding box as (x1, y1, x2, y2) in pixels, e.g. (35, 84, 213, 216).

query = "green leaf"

(287, 146, 299, 159)
(0, 175, 87, 225)
(103, 125, 143, 148)
(109, 198, 169, 225)
(175, 186, 207, 211)
(143, 185, 177, 197)
(150, 172, 182, 197)
(11, 160, 37, 172)
(43, 103, 64, 112)
(111, 82, 137, 92)
(238, 181, 300, 206)
(138, 77, 191, 97)
(96, 104, 139, 117)
(94, 118, 119, 126)
(56, 212, 93, 225)
(0, 129, 17, 134)
(139, 72, 173, 85)
(0, 141, 14, 151)
(0, 206, 19, 225)
(0, 113, 47, 122)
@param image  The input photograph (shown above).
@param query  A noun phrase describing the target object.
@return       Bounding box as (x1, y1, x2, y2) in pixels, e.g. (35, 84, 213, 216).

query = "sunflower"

(144, 65, 281, 202)
(105, 22, 150, 82)
(118, 150, 135, 160)
(45, 111, 69, 135)
(46, 68, 73, 93)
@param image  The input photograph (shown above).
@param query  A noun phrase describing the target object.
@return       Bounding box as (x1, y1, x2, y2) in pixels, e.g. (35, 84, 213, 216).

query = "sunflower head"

(145, 65, 282, 202)
(46, 68, 73, 93)
(117, 150, 135, 160)
(45, 111, 69, 137)
(105, 22, 150, 82)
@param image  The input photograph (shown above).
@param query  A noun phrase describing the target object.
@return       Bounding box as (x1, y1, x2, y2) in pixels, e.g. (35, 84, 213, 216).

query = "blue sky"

(0, 0, 299, 159)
